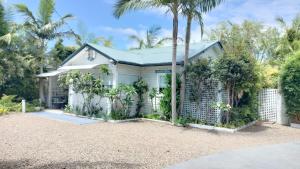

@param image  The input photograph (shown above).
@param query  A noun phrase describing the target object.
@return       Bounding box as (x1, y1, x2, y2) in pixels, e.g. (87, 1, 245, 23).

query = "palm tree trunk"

(171, 4, 179, 124)
(180, 14, 192, 116)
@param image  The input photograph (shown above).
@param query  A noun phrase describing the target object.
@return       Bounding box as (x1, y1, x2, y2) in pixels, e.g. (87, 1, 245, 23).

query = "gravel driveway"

(0, 113, 300, 169)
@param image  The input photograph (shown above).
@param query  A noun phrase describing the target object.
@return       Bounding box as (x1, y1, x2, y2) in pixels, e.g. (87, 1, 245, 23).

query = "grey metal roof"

(62, 40, 222, 66)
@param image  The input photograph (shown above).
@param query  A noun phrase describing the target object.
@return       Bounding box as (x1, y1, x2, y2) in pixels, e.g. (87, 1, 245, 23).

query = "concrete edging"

(62, 111, 257, 132)
(188, 120, 258, 133)
(291, 123, 300, 129)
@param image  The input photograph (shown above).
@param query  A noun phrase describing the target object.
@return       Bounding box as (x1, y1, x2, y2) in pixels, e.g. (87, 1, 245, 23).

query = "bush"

(110, 110, 128, 120)
(0, 95, 21, 112)
(280, 51, 300, 122)
(159, 74, 181, 121)
(143, 113, 161, 120)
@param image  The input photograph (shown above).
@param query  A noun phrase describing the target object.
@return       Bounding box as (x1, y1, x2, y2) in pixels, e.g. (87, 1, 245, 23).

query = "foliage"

(280, 51, 300, 122)
(133, 78, 148, 117)
(113, 0, 182, 124)
(0, 95, 21, 112)
(160, 74, 181, 121)
(260, 64, 279, 88)
(214, 53, 260, 124)
(0, 0, 8, 37)
(110, 109, 128, 120)
(15, 0, 78, 73)
(129, 25, 172, 50)
(187, 58, 214, 102)
(48, 39, 77, 68)
(148, 88, 158, 113)
(274, 15, 300, 65)
(76, 21, 113, 47)
(106, 84, 136, 119)
(143, 113, 161, 120)
(58, 70, 107, 117)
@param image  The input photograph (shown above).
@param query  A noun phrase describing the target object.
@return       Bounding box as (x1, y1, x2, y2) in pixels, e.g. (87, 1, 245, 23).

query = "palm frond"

(194, 10, 204, 38)
(154, 37, 172, 47)
(38, 0, 55, 24)
(14, 4, 39, 27)
(276, 16, 287, 30)
(0, 33, 12, 44)
(113, 0, 156, 18)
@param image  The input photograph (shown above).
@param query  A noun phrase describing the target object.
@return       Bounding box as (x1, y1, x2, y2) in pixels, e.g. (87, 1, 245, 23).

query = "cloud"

(99, 26, 140, 36)
(203, 0, 300, 27)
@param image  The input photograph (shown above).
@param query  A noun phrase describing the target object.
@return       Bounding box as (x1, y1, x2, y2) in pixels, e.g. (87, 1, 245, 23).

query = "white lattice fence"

(183, 80, 224, 124)
(258, 89, 281, 122)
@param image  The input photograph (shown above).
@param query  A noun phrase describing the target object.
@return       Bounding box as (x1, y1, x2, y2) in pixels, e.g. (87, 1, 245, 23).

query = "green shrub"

(143, 113, 161, 120)
(110, 109, 128, 120)
(280, 51, 300, 122)
(159, 74, 181, 121)
(0, 95, 21, 112)
(133, 78, 148, 117)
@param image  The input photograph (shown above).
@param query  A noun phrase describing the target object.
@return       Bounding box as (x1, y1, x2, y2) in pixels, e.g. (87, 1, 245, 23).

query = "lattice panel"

(183, 80, 224, 124)
(258, 89, 279, 122)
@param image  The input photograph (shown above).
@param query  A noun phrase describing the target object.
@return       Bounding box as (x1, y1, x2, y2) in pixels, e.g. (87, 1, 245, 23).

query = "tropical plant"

(106, 84, 136, 118)
(15, 0, 78, 73)
(133, 78, 148, 117)
(280, 51, 300, 123)
(129, 25, 172, 49)
(58, 70, 107, 117)
(114, 0, 181, 123)
(179, 0, 223, 115)
(160, 74, 181, 121)
(149, 88, 158, 113)
(214, 54, 260, 124)
(48, 39, 77, 68)
(274, 15, 300, 64)
(76, 21, 114, 47)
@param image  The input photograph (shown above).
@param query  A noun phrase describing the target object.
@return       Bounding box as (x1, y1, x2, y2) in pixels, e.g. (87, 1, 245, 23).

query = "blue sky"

(3, 0, 300, 49)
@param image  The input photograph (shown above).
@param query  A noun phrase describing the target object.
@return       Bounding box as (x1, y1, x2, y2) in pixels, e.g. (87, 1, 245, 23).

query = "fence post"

(22, 100, 26, 113)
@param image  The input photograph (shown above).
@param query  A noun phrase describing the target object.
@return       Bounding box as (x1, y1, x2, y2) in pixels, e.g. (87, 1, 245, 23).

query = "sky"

(3, 0, 300, 50)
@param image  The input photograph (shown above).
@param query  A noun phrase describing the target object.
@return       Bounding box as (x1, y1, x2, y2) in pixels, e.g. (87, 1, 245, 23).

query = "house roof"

(61, 40, 222, 67)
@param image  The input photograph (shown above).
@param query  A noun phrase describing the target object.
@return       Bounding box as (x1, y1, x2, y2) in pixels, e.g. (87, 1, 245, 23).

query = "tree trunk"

(179, 14, 192, 116)
(171, 4, 179, 124)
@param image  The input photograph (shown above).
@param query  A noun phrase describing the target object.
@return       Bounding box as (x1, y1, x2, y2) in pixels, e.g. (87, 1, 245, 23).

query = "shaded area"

(29, 112, 98, 125)
(166, 142, 300, 169)
(0, 159, 142, 169)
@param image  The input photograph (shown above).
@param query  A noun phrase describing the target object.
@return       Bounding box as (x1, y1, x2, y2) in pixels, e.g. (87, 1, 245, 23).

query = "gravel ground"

(0, 113, 300, 169)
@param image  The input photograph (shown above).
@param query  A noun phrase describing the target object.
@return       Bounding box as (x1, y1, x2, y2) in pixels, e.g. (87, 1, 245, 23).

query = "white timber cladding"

(62, 46, 111, 66)
(63, 42, 224, 116)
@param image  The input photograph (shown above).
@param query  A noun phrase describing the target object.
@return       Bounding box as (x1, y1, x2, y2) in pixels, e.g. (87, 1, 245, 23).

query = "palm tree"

(76, 21, 113, 47)
(276, 15, 300, 53)
(114, 0, 181, 123)
(179, 0, 223, 115)
(15, 0, 77, 74)
(129, 25, 172, 49)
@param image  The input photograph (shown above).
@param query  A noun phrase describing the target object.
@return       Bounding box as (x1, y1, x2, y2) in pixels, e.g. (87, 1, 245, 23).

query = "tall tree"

(129, 25, 172, 49)
(114, 0, 181, 123)
(15, 0, 77, 73)
(179, 0, 223, 115)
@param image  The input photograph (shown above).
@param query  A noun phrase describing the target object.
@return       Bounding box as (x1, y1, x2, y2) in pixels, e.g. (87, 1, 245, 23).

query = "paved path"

(166, 142, 300, 169)
(29, 111, 98, 125)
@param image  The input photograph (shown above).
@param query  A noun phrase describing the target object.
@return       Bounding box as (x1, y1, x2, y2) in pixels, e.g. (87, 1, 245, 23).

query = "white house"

(37, 40, 223, 115)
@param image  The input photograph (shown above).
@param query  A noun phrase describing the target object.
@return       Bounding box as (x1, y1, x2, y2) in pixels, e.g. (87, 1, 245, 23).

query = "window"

(156, 70, 171, 93)
(87, 48, 96, 61)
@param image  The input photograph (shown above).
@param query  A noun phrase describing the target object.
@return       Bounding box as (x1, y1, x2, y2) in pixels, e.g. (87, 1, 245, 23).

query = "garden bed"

(63, 111, 257, 132)
(188, 120, 258, 133)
